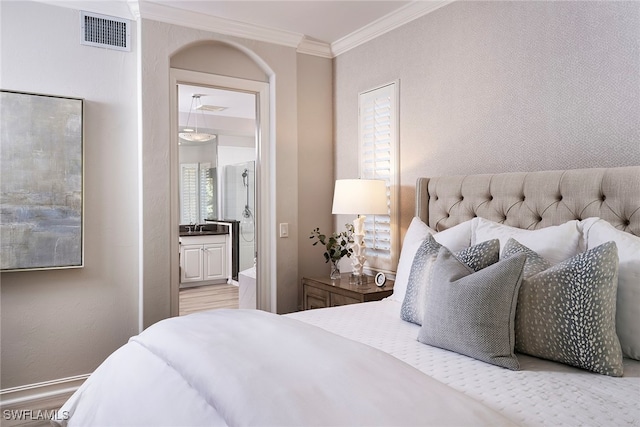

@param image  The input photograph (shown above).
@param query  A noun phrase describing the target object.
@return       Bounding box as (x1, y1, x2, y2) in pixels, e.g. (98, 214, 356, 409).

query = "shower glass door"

(223, 161, 255, 272)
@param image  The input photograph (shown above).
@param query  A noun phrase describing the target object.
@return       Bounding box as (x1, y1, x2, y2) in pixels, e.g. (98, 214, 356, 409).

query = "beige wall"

(139, 19, 310, 324)
(0, 1, 139, 388)
(296, 53, 334, 307)
(1, 1, 333, 391)
(7, 0, 630, 395)
(334, 1, 640, 240)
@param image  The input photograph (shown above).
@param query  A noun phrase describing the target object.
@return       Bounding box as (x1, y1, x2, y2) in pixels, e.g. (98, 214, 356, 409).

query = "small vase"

(330, 259, 341, 280)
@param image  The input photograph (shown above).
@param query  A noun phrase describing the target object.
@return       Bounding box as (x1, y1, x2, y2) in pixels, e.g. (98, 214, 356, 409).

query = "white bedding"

(289, 299, 640, 426)
(56, 308, 516, 426)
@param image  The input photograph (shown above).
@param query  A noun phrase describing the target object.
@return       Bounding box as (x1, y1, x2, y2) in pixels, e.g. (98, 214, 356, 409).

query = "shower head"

(242, 168, 249, 187)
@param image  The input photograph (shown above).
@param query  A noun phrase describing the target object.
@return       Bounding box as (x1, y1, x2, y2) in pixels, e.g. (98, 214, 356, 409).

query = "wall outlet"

(279, 223, 289, 238)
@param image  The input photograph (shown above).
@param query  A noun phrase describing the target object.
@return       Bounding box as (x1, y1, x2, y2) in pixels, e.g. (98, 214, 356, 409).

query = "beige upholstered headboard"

(416, 166, 640, 237)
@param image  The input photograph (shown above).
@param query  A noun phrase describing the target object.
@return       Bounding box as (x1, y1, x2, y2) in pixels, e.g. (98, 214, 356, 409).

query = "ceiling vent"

(80, 11, 131, 52)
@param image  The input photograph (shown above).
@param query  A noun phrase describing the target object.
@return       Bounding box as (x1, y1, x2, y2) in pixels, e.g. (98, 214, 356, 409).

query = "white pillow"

(391, 217, 473, 303)
(472, 217, 581, 265)
(584, 218, 640, 360)
(390, 217, 434, 303)
(432, 218, 473, 252)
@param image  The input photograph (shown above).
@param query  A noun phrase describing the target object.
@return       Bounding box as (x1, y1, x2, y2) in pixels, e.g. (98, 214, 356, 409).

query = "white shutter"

(180, 163, 199, 225)
(199, 162, 213, 222)
(359, 82, 399, 273)
(181, 162, 216, 224)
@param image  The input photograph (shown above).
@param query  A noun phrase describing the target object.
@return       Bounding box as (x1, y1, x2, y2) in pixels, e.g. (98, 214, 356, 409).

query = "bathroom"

(177, 83, 257, 314)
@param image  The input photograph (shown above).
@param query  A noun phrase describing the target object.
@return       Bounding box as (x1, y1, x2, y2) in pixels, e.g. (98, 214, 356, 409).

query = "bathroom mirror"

(177, 83, 257, 272)
(178, 140, 217, 224)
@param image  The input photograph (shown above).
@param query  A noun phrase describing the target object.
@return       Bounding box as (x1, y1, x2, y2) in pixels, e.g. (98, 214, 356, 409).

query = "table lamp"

(331, 179, 388, 284)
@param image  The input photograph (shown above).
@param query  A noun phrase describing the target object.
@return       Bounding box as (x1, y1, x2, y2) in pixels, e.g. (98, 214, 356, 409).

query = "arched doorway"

(168, 45, 275, 316)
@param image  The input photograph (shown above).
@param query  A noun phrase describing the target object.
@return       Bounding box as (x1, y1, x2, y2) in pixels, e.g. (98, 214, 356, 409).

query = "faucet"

(197, 224, 205, 233)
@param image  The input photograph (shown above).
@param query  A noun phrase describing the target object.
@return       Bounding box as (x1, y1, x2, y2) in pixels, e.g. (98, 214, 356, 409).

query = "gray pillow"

(401, 235, 499, 325)
(417, 249, 526, 370)
(503, 238, 623, 377)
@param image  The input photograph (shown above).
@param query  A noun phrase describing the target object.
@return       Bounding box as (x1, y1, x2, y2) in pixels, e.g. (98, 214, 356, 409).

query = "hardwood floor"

(179, 283, 239, 316)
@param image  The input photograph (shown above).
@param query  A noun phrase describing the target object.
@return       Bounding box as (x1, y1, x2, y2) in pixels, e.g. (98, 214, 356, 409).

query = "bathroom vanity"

(178, 221, 239, 287)
(179, 224, 228, 287)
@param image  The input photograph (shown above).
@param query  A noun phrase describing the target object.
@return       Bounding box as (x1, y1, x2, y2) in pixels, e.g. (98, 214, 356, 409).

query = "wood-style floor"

(179, 283, 239, 316)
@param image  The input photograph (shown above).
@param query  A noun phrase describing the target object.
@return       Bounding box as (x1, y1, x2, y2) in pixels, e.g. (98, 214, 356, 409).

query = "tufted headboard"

(416, 166, 640, 237)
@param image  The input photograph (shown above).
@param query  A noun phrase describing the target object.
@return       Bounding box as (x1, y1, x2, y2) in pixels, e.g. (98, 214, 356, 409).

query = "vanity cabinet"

(180, 234, 228, 285)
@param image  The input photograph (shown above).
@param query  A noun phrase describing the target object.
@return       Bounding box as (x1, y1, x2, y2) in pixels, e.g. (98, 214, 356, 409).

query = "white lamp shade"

(331, 179, 388, 215)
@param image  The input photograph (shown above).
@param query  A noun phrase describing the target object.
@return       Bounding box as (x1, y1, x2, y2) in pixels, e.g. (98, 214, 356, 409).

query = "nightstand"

(302, 273, 395, 310)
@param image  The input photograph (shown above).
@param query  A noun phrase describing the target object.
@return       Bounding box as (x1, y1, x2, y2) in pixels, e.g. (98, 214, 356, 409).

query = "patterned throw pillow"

(417, 250, 527, 370)
(400, 234, 499, 325)
(503, 238, 623, 377)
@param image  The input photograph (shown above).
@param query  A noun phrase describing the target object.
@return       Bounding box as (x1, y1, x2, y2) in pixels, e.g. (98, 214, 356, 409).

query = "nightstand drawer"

(301, 274, 395, 311)
(303, 285, 329, 310)
(330, 293, 360, 307)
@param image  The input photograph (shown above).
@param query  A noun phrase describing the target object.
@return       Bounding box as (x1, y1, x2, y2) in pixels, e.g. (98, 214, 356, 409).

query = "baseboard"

(0, 374, 89, 424)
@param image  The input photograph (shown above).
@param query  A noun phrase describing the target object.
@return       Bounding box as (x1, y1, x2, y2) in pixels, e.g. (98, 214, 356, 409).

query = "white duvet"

(56, 309, 515, 426)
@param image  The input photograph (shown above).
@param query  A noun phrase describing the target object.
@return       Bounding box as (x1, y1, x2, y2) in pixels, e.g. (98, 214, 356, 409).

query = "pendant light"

(179, 94, 216, 143)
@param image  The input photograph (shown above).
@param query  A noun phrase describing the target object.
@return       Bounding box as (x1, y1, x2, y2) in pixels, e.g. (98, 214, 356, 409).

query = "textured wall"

(334, 1, 640, 240)
(1, 1, 139, 388)
(296, 53, 334, 306)
(140, 18, 305, 320)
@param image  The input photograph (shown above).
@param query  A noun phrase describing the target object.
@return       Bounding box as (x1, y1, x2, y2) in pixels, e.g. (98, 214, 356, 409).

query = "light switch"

(279, 223, 289, 238)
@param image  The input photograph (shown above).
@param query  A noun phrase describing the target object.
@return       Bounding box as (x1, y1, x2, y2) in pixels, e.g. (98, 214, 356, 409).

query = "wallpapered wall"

(334, 1, 640, 236)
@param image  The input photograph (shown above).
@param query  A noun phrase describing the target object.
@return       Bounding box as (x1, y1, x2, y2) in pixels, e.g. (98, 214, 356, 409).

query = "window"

(180, 162, 215, 224)
(359, 82, 399, 274)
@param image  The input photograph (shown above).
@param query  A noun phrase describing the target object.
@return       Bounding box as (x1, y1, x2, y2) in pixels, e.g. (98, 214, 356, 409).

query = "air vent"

(195, 104, 228, 113)
(80, 11, 131, 52)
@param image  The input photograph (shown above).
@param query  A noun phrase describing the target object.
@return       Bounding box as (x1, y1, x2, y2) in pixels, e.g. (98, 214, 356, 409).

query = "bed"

(55, 166, 640, 426)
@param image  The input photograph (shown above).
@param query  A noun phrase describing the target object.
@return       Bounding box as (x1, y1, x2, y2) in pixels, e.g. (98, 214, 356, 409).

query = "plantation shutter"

(359, 82, 399, 274)
(199, 162, 213, 222)
(180, 163, 199, 225)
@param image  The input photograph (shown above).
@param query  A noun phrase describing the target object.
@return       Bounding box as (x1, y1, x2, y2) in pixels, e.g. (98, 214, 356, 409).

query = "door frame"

(169, 68, 275, 315)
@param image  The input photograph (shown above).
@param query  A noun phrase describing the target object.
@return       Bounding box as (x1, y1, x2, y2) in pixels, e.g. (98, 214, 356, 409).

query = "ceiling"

(170, 1, 423, 121)
(179, 84, 255, 120)
(150, 1, 411, 45)
(43, 0, 451, 121)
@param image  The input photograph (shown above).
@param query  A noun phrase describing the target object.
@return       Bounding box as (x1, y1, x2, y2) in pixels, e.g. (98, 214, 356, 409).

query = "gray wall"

(334, 1, 640, 237)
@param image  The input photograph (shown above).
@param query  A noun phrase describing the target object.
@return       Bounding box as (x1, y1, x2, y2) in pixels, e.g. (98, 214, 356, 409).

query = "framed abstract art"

(1, 90, 84, 271)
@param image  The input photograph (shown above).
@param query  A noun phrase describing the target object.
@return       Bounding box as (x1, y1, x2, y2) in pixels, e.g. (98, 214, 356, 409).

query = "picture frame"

(1, 90, 84, 271)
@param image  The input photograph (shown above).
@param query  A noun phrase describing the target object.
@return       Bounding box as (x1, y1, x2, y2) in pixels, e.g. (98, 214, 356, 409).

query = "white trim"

(0, 374, 89, 410)
(169, 69, 275, 315)
(34, 1, 137, 20)
(297, 37, 333, 58)
(136, 14, 144, 333)
(139, 1, 303, 48)
(331, 0, 455, 57)
(39, 0, 453, 58)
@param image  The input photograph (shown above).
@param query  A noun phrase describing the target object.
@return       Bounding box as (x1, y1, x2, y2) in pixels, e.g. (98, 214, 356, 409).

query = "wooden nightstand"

(302, 273, 395, 310)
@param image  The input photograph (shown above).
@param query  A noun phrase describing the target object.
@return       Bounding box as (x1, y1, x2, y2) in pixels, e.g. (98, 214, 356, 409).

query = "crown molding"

(134, 0, 454, 59)
(137, 1, 304, 49)
(35, 0, 453, 59)
(33, 0, 137, 20)
(331, 0, 455, 57)
(297, 37, 333, 58)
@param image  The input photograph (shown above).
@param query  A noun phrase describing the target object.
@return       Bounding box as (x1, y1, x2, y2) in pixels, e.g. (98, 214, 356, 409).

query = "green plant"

(309, 224, 354, 263)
